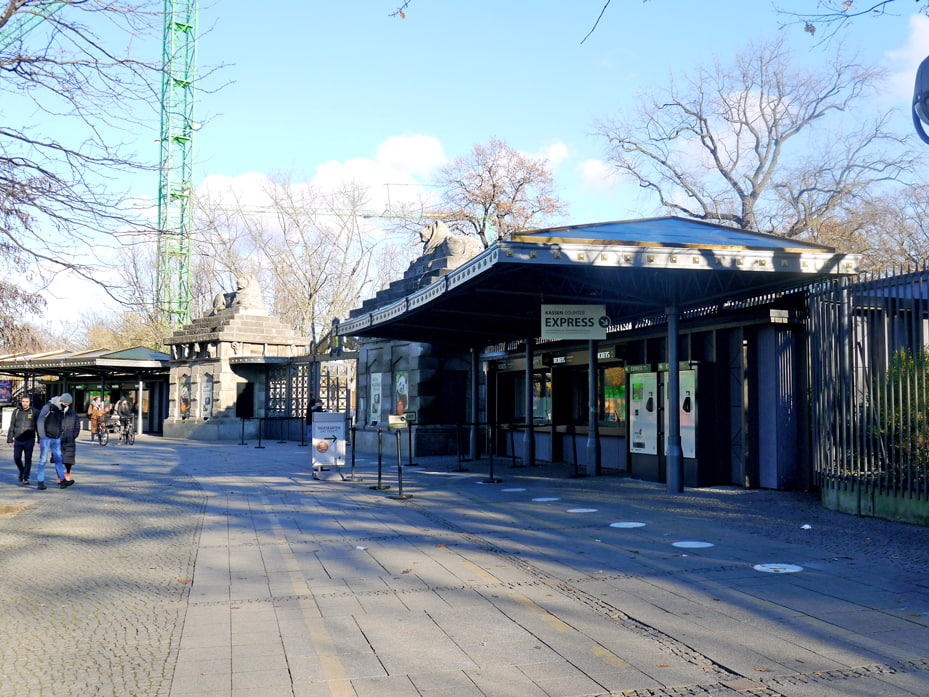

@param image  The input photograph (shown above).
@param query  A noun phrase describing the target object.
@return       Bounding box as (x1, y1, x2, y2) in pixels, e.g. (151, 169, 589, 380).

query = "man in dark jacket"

(37, 393, 77, 490)
(7, 394, 38, 485)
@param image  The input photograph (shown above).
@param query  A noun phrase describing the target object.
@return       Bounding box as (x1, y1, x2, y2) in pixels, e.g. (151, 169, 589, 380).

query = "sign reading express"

(541, 304, 609, 340)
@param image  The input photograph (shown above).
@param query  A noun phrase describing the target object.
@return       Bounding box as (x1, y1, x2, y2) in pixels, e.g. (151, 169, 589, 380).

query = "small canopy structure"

(340, 216, 860, 491)
(0, 346, 169, 381)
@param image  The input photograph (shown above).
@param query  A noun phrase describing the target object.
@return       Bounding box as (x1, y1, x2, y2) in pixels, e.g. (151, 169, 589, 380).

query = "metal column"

(666, 305, 683, 493)
(470, 347, 480, 461)
(586, 340, 600, 475)
(523, 338, 535, 466)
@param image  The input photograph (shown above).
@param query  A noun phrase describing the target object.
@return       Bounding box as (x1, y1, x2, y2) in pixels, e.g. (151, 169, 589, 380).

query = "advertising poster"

(179, 374, 191, 420)
(0, 380, 12, 403)
(602, 366, 626, 424)
(369, 373, 382, 424)
(663, 370, 696, 459)
(202, 374, 214, 419)
(312, 412, 346, 470)
(629, 372, 658, 454)
(395, 370, 408, 415)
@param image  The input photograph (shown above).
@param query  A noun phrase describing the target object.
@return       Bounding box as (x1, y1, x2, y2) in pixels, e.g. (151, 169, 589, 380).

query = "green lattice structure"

(0, 2, 66, 52)
(156, 0, 197, 330)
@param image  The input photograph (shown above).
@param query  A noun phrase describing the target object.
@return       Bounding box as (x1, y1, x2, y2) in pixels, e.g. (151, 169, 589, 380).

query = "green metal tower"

(0, 2, 66, 52)
(156, 0, 197, 330)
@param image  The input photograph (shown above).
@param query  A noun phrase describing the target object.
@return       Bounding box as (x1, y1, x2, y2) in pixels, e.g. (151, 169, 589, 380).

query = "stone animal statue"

(210, 273, 267, 316)
(417, 221, 483, 271)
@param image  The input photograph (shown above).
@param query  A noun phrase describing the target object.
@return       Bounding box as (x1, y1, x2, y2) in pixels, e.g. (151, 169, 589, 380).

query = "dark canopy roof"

(0, 346, 169, 379)
(340, 217, 859, 345)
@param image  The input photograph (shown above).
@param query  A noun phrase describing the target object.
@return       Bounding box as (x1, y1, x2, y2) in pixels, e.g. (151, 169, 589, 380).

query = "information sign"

(541, 304, 610, 340)
(312, 412, 346, 470)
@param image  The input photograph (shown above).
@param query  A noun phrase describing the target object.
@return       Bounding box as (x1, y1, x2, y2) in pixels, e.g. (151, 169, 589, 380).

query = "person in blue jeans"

(36, 393, 76, 490)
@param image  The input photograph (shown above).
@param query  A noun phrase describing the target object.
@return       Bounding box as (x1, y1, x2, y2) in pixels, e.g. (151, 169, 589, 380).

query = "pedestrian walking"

(87, 395, 107, 443)
(60, 397, 81, 483)
(36, 393, 76, 490)
(7, 394, 38, 485)
(305, 397, 322, 442)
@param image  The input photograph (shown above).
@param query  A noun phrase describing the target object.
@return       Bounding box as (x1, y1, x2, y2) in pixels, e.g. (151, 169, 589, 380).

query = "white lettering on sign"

(541, 304, 609, 340)
(553, 356, 567, 364)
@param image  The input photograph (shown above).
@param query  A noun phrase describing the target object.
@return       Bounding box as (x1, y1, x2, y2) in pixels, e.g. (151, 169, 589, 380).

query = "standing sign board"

(312, 412, 346, 471)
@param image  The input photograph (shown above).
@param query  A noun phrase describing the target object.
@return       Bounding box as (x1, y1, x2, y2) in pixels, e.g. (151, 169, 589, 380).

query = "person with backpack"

(36, 393, 76, 490)
(7, 394, 39, 485)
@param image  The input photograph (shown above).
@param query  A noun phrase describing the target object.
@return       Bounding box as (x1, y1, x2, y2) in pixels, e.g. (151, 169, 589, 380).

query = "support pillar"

(137, 377, 144, 434)
(586, 340, 600, 475)
(523, 338, 535, 466)
(469, 347, 479, 461)
(666, 305, 683, 493)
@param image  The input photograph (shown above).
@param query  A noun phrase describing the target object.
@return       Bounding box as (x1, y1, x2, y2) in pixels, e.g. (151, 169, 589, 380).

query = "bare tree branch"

(596, 37, 918, 247)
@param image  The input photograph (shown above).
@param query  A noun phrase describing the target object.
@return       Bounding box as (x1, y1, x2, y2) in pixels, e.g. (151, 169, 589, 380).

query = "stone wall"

(163, 290, 309, 440)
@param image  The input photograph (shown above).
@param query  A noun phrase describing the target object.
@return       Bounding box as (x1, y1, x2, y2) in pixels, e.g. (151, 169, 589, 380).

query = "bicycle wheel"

(99, 429, 108, 446)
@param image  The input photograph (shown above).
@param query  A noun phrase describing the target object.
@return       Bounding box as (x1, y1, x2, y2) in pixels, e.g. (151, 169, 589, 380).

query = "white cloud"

(578, 158, 620, 193)
(375, 135, 446, 177)
(531, 141, 571, 171)
(884, 15, 929, 102)
(195, 135, 448, 215)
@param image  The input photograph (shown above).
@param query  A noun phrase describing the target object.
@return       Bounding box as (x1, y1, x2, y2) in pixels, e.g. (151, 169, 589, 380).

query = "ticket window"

(505, 370, 552, 424)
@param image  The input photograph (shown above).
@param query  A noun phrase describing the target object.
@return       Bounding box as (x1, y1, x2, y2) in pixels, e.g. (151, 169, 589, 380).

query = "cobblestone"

(1, 439, 928, 697)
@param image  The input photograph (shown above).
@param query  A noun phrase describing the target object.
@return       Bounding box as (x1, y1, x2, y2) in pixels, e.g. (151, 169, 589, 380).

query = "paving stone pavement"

(1, 435, 929, 697)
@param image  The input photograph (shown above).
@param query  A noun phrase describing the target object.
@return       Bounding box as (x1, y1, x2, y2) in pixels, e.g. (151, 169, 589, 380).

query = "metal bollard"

(484, 422, 502, 484)
(509, 425, 524, 468)
(238, 417, 247, 445)
(407, 423, 417, 466)
(255, 418, 265, 449)
(370, 428, 390, 490)
(390, 430, 412, 500)
(454, 423, 469, 472)
(344, 426, 362, 481)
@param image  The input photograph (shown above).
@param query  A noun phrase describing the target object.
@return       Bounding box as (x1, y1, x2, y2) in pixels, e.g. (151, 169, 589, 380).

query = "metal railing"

(808, 268, 929, 501)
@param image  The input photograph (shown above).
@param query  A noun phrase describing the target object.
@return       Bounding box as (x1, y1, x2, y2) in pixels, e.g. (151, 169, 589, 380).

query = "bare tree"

(1, 1, 161, 295)
(597, 38, 918, 242)
(437, 138, 568, 248)
(775, 1, 929, 37)
(191, 176, 407, 347)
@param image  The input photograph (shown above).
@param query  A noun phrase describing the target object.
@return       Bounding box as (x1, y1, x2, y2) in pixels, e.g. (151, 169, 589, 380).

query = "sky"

(31, 0, 929, 324)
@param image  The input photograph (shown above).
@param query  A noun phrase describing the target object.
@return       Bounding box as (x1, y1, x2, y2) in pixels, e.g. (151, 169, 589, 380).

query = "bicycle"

(95, 415, 110, 446)
(118, 417, 135, 446)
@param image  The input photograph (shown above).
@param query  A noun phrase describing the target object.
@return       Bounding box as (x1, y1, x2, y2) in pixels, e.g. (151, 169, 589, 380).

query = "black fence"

(808, 268, 929, 521)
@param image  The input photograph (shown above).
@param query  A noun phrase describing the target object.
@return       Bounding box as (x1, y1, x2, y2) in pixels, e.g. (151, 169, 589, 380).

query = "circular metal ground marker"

(753, 563, 804, 574)
(502, 488, 526, 492)
(567, 508, 598, 513)
(672, 541, 714, 548)
(609, 522, 646, 528)
(532, 497, 560, 502)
